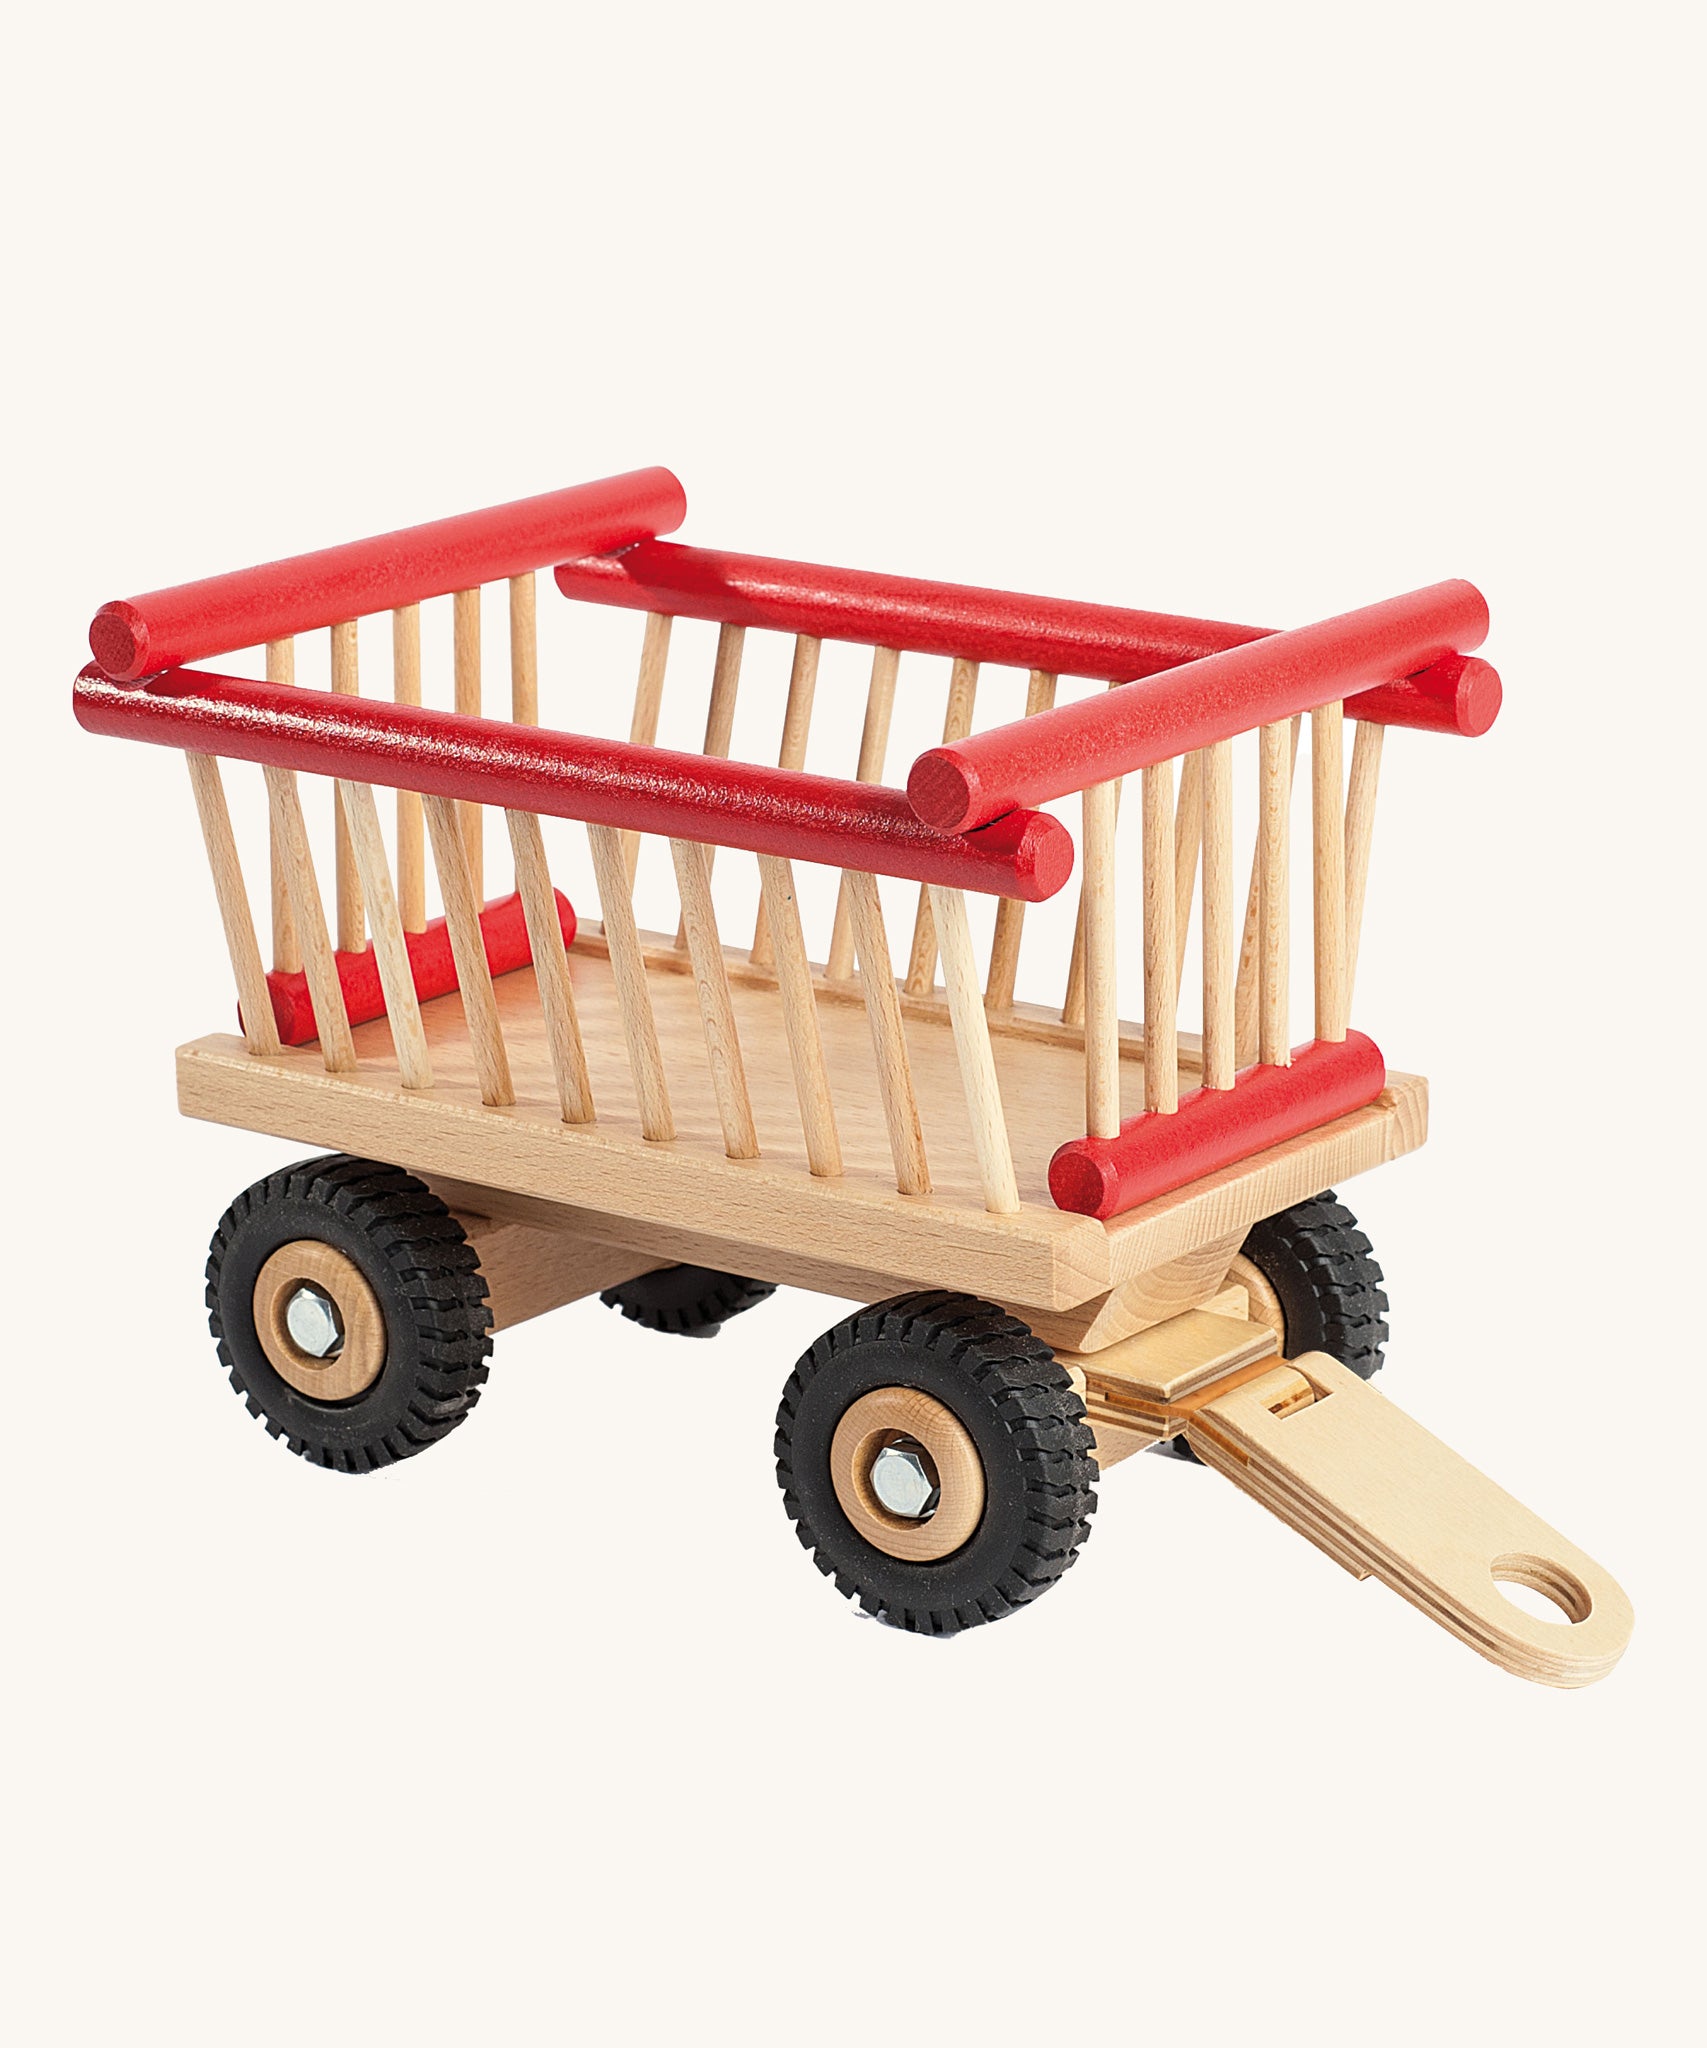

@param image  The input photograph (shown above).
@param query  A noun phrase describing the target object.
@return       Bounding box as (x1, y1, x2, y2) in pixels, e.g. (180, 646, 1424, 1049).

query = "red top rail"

(73, 667, 1073, 902)
(89, 469, 687, 683)
(555, 540, 1271, 681)
(553, 542, 1498, 752)
(908, 581, 1497, 834)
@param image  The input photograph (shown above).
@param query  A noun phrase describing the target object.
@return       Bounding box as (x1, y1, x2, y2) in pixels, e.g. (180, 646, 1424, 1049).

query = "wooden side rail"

(81, 627, 1050, 1218)
(88, 470, 686, 681)
(555, 538, 1268, 682)
(1047, 683, 1402, 1221)
(73, 667, 1074, 903)
(554, 541, 1497, 744)
(907, 581, 1499, 834)
(158, 754, 1018, 1215)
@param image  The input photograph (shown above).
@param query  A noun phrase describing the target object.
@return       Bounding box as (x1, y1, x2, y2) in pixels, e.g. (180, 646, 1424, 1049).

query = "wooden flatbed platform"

(179, 933, 1428, 1315)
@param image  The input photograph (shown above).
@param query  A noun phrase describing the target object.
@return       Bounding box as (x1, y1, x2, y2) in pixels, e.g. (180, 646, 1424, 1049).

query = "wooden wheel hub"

(829, 1387, 986, 1563)
(253, 1241, 388, 1402)
(1227, 1253, 1287, 1353)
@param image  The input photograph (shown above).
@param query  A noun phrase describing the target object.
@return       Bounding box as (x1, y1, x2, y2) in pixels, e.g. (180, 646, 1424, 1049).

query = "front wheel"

(775, 1293, 1098, 1636)
(205, 1154, 493, 1472)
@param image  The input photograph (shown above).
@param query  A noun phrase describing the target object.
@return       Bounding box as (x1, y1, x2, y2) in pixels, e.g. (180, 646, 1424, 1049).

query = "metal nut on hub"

(284, 1283, 344, 1360)
(870, 1439, 941, 1520)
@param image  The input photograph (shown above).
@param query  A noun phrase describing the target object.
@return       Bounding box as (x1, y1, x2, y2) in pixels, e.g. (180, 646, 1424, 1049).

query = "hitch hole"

(1492, 1553, 1592, 1626)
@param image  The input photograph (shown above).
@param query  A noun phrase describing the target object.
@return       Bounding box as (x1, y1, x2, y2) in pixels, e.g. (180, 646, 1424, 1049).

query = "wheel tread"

(775, 1291, 1098, 1637)
(205, 1153, 492, 1471)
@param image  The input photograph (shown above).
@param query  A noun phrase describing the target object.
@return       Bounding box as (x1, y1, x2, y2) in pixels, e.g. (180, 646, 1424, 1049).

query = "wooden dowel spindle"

(675, 623, 746, 950)
(263, 764, 355, 1074)
(265, 637, 300, 973)
(671, 837, 758, 1160)
(929, 885, 1020, 1214)
(509, 573, 538, 726)
(631, 610, 674, 743)
(1082, 780, 1121, 1140)
(843, 869, 930, 1196)
(336, 780, 432, 1091)
(906, 657, 979, 996)
(1312, 699, 1348, 1041)
(1061, 680, 1124, 1026)
(1234, 716, 1300, 1065)
(508, 808, 593, 1124)
(453, 588, 484, 901)
(1201, 739, 1236, 1091)
(985, 669, 1058, 1010)
(827, 646, 902, 981)
(751, 635, 821, 969)
(1142, 760, 1180, 1114)
(701, 622, 746, 760)
(330, 621, 364, 953)
(757, 854, 841, 1176)
(1256, 720, 1292, 1067)
(1173, 748, 1205, 984)
(625, 612, 674, 887)
(1343, 719, 1385, 1013)
(424, 792, 513, 1107)
(588, 822, 673, 1141)
(185, 752, 280, 1058)
(393, 606, 425, 933)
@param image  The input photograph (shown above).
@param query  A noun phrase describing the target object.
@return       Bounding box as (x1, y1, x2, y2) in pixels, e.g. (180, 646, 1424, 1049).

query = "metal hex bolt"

(870, 1439, 941, 1520)
(285, 1283, 345, 1361)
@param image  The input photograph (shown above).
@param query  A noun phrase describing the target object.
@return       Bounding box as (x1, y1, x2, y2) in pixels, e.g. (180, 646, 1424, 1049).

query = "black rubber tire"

(1240, 1190, 1389, 1379)
(205, 1154, 492, 1472)
(600, 1265, 776, 1339)
(1157, 1189, 1389, 1463)
(775, 1291, 1099, 1636)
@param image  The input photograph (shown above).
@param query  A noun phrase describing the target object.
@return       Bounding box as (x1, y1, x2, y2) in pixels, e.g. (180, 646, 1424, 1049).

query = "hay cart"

(75, 469, 1631, 1685)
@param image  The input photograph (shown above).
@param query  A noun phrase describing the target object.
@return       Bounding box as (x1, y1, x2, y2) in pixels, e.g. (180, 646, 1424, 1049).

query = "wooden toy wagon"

(75, 468, 1632, 1685)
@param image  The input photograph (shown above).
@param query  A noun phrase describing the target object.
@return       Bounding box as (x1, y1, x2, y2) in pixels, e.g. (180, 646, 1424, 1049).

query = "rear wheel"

(205, 1154, 492, 1471)
(775, 1292, 1098, 1635)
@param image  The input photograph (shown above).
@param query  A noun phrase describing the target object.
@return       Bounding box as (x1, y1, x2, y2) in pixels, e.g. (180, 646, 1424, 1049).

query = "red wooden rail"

(909, 581, 1496, 833)
(553, 543, 1499, 752)
(266, 891, 578, 1047)
(89, 469, 687, 682)
(555, 539, 1269, 681)
(1048, 1034, 1389, 1220)
(73, 667, 1073, 901)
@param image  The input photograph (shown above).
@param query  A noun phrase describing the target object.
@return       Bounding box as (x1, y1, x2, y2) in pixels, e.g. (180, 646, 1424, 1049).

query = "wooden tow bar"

(1066, 1300, 1632, 1687)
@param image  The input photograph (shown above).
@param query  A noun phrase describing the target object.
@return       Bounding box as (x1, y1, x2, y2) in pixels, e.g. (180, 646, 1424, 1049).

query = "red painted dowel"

(556, 540, 1270, 682)
(1048, 1032, 1388, 1221)
(555, 544, 1500, 759)
(90, 470, 687, 681)
(262, 888, 577, 1046)
(73, 666, 1073, 902)
(909, 582, 1493, 834)
(1352, 652, 1501, 737)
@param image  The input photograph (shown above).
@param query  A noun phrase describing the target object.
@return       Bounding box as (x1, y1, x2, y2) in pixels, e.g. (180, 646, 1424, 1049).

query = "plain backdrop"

(5, 4, 1702, 2044)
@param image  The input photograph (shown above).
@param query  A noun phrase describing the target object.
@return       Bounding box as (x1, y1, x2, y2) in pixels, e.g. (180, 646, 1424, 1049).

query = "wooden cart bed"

(177, 922, 1427, 1316)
